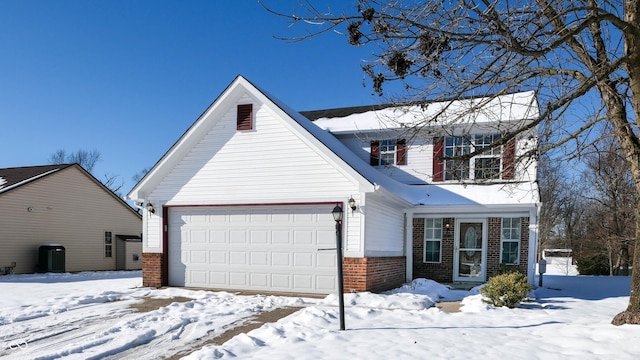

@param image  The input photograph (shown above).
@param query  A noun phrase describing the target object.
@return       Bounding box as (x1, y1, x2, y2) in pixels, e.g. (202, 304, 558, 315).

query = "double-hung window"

(444, 134, 502, 180)
(424, 218, 443, 263)
(501, 218, 521, 265)
(370, 139, 407, 166)
(473, 134, 502, 180)
(104, 231, 113, 258)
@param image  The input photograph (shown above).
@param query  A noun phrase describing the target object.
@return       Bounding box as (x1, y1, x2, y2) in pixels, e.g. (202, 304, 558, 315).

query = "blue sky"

(0, 1, 380, 193)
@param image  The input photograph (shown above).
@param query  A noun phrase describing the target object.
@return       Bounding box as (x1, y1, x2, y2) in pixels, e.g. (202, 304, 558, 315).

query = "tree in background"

(581, 134, 636, 276)
(49, 149, 123, 195)
(264, 0, 640, 324)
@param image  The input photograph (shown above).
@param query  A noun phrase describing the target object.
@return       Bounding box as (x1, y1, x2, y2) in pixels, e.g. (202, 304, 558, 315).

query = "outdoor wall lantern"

(348, 196, 357, 212)
(331, 203, 346, 331)
(146, 202, 156, 214)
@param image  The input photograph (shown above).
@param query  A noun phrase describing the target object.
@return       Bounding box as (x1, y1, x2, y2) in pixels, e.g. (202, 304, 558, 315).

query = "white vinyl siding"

(363, 194, 405, 256)
(151, 98, 361, 204)
(335, 134, 432, 185)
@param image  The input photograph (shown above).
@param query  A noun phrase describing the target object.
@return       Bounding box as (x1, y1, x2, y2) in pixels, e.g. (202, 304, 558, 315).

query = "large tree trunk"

(612, 198, 640, 325)
(612, 0, 640, 325)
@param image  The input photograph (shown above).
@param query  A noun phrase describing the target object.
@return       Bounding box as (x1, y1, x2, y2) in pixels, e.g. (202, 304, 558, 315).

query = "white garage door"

(168, 205, 338, 294)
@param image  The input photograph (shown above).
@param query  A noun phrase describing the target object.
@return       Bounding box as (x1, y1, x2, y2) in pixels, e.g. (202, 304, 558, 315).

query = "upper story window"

(434, 134, 514, 182)
(370, 139, 407, 166)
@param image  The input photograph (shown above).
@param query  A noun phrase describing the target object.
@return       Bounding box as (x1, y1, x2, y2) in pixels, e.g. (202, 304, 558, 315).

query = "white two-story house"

(128, 75, 540, 294)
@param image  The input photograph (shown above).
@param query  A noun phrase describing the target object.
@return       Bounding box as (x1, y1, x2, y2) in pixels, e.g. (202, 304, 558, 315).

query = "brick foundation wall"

(343, 256, 406, 293)
(142, 252, 164, 288)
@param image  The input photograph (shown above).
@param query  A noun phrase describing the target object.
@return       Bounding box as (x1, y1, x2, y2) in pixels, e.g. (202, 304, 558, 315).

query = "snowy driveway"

(0, 271, 312, 359)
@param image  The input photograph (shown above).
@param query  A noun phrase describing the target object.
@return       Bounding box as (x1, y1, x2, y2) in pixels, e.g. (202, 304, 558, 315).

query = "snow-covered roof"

(404, 182, 539, 208)
(264, 86, 538, 208)
(312, 91, 539, 134)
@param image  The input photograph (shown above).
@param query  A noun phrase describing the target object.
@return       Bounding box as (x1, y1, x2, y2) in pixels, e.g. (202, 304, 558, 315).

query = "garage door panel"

(251, 251, 269, 265)
(293, 230, 313, 245)
(229, 272, 247, 286)
(293, 252, 313, 267)
(169, 205, 338, 294)
(229, 251, 247, 265)
(272, 252, 290, 266)
(272, 231, 291, 245)
(250, 230, 269, 244)
(230, 231, 247, 244)
(210, 251, 227, 265)
(210, 230, 227, 244)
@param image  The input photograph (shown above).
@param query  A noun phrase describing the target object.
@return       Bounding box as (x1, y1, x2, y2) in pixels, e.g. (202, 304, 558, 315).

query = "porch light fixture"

(348, 196, 357, 212)
(331, 203, 346, 331)
(146, 202, 156, 214)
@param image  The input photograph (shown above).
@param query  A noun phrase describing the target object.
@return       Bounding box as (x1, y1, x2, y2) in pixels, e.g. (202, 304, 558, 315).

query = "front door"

(454, 219, 487, 282)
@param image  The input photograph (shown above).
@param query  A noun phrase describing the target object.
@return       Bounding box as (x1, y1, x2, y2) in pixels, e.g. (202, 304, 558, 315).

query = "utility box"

(38, 244, 65, 273)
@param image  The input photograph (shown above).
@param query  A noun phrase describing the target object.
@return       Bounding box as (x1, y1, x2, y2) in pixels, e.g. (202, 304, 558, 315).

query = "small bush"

(480, 272, 531, 308)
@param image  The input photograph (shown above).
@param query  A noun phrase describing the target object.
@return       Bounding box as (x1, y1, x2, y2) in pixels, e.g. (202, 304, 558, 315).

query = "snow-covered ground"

(1, 270, 638, 359)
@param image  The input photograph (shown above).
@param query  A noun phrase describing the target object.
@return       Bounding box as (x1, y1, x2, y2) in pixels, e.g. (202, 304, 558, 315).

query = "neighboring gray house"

(0, 164, 142, 274)
(128, 76, 540, 294)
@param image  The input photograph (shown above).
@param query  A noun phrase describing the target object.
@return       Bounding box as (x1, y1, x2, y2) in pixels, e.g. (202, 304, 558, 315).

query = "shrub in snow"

(480, 272, 531, 308)
(575, 254, 609, 275)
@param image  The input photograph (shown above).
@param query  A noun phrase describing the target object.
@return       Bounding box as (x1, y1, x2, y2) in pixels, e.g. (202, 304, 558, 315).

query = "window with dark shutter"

(237, 104, 253, 131)
(432, 137, 444, 182)
(396, 139, 407, 165)
(370, 140, 380, 166)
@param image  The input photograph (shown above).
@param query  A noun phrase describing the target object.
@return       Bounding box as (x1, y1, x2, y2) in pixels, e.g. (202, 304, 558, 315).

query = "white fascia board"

(412, 203, 538, 216)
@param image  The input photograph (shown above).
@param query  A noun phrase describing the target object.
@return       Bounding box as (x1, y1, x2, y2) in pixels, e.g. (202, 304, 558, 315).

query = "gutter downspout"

(405, 210, 414, 283)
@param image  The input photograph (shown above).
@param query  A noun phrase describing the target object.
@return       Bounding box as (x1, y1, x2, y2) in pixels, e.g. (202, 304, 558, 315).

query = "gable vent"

(237, 104, 253, 131)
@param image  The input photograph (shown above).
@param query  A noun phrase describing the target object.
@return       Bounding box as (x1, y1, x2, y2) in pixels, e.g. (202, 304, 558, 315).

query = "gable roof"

(0, 163, 141, 217)
(128, 75, 411, 205)
(0, 164, 75, 194)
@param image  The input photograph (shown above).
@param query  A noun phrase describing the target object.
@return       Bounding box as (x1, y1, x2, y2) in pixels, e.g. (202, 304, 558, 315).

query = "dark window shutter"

(502, 137, 516, 179)
(432, 137, 444, 182)
(396, 139, 407, 165)
(370, 141, 380, 166)
(237, 104, 253, 131)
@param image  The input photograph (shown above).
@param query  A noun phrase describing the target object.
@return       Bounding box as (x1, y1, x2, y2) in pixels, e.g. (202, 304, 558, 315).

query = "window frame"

(371, 139, 407, 166)
(423, 218, 443, 263)
(500, 218, 521, 265)
(104, 231, 113, 258)
(443, 134, 502, 181)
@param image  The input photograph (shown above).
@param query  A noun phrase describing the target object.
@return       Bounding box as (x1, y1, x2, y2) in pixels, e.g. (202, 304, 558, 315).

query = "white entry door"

(167, 205, 338, 294)
(454, 219, 487, 282)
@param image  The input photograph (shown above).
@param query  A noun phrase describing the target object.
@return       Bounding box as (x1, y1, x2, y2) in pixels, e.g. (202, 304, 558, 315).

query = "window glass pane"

(425, 240, 441, 262)
(379, 140, 396, 165)
(475, 158, 501, 179)
(501, 241, 519, 264)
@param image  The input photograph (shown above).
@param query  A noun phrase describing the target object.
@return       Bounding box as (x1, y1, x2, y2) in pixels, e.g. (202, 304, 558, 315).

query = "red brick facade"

(343, 256, 406, 293)
(412, 217, 530, 283)
(142, 253, 164, 288)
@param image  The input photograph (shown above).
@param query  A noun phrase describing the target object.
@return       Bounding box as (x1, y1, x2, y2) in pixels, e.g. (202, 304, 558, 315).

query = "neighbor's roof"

(307, 91, 539, 134)
(0, 164, 74, 194)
